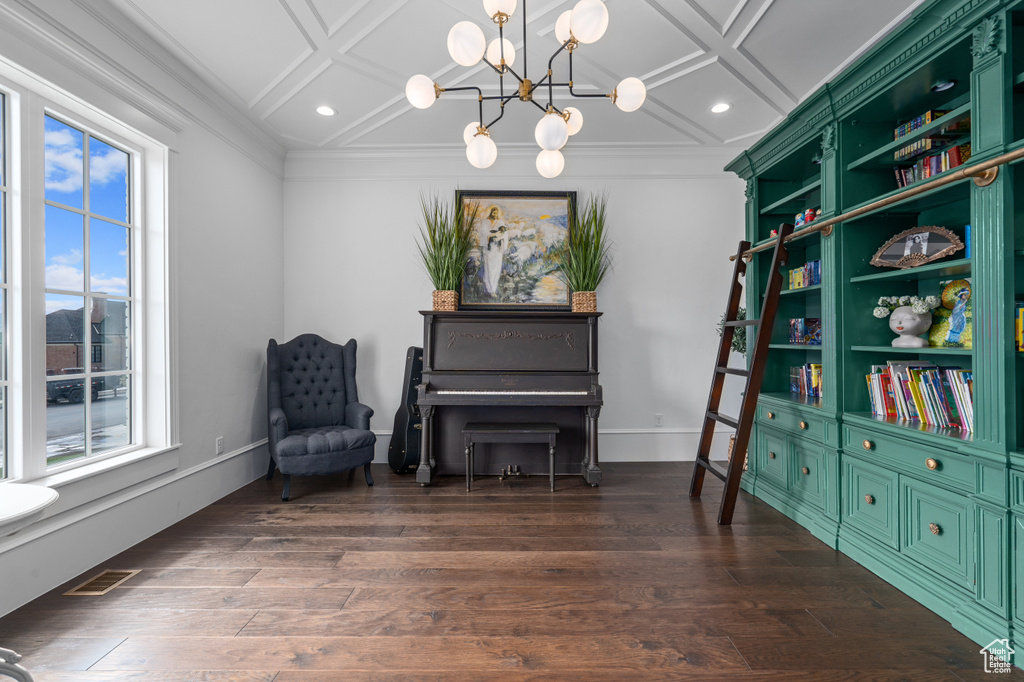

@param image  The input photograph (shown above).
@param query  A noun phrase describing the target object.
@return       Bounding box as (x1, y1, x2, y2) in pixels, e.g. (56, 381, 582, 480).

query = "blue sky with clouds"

(44, 116, 129, 312)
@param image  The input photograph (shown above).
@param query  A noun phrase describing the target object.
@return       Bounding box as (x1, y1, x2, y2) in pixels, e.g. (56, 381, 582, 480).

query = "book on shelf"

(1015, 302, 1024, 351)
(788, 260, 821, 290)
(788, 318, 822, 345)
(893, 109, 949, 141)
(791, 364, 823, 399)
(893, 143, 971, 188)
(866, 361, 973, 432)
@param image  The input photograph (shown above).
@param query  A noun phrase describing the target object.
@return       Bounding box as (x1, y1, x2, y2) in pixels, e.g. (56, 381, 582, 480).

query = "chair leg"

(281, 474, 291, 502)
(266, 456, 276, 481)
(364, 462, 374, 487)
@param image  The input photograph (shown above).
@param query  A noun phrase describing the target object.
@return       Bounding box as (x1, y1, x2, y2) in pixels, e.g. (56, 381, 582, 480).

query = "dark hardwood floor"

(0, 462, 1017, 680)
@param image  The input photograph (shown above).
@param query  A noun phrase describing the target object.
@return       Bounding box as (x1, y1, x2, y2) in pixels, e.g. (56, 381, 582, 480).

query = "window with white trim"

(44, 114, 134, 467)
(0, 59, 172, 487)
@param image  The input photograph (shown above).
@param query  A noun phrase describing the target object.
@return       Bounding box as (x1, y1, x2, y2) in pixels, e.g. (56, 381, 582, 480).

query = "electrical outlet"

(655, 413, 663, 427)
(215, 436, 224, 455)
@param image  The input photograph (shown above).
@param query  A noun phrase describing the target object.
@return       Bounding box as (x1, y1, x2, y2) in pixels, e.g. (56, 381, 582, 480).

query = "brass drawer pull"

(801, 466, 810, 475)
(767, 412, 775, 420)
(929, 522, 941, 536)
(769, 451, 776, 460)
(863, 440, 873, 450)
(925, 458, 939, 471)
(799, 421, 808, 430)
(864, 494, 874, 504)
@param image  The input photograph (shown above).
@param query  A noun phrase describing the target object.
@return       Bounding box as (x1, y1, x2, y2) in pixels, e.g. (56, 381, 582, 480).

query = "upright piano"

(416, 310, 603, 486)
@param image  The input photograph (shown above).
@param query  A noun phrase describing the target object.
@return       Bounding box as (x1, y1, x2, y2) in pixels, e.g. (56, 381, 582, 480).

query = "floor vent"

(63, 569, 140, 596)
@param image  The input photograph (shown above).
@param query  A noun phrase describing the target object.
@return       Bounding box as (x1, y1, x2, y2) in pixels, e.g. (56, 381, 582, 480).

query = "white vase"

(889, 306, 931, 348)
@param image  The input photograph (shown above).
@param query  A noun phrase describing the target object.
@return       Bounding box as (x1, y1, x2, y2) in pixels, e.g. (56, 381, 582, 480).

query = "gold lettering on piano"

(446, 330, 575, 351)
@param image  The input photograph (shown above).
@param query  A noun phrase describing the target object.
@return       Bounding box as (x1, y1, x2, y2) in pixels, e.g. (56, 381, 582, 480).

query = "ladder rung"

(724, 319, 759, 327)
(707, 411, 739, 429)
(696, 458, 728, 481)
(716, 367, 750, 377)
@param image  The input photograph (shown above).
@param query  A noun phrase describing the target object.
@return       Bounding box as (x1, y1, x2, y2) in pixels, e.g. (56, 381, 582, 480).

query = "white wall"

(0, 0, 285, 616)
(283, 146, 746, 464)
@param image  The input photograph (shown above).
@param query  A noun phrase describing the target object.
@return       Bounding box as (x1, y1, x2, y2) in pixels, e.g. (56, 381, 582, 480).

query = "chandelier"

(405, 0, 647, 178)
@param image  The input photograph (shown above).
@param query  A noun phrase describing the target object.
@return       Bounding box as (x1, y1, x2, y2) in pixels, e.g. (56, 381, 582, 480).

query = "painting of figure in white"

(459, 191, 573, 308)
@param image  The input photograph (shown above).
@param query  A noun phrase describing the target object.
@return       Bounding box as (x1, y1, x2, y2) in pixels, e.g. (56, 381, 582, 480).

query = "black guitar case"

(388, 346, 423, 474)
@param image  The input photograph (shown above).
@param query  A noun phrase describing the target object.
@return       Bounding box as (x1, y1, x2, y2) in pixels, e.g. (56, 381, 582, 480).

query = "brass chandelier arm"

(566, 50, 614, 100)
(729, 144, 1024, 261)
(437, 85, 485, 130)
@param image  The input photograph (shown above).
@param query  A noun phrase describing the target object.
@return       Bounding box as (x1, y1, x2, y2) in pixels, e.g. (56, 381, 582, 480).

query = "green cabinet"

(728, 0, 1024, 653)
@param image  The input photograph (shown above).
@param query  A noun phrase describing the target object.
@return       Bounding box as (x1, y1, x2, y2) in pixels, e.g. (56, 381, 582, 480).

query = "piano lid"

(422, 311, 599, 373)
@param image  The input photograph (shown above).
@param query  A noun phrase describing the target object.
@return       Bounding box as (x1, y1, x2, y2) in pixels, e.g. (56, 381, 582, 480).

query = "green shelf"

(781, 284, 822, 296)
(845, 102, 971, 171)
(848, 258, 971, 283)
(850, 345, 972, 355)
(845, 412, 973, 443)
(769, 343, 823, 350)
(842, 173, 969, 223)
(760, 392, 825, 410)
(759, 178, 822, 215)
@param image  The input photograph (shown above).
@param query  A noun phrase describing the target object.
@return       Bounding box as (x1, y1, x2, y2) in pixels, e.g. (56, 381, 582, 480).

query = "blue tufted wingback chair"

(266, 334, 376, 501)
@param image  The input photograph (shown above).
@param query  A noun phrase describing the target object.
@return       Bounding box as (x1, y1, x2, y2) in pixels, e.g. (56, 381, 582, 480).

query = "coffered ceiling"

(104, 0, 927, 152)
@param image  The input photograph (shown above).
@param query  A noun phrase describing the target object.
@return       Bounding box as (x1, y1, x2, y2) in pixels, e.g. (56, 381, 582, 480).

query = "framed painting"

(458, 190, 575, 309)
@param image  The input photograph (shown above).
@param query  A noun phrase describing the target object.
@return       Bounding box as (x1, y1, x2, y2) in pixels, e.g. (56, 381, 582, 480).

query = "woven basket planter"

(572, 291, 597, 313)
(727, 433, 748, 471)
(432, 290, 459, 311)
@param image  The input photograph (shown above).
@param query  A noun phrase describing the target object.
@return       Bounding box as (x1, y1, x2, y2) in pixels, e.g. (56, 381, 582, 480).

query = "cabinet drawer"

(902, 477, 972, 590)
(758, 403, 826, 442)
(844, 425, 974, 494)
(790, 440, 825, 510)
(843, 457, 898, 549)
(757, 428, 788, 490)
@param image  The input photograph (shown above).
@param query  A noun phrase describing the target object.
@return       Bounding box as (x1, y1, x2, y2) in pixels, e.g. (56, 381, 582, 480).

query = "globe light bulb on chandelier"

(563, 107, 583, 136)
(535, 111, 569, 151)
(405, 74, 437, 110)
(463, 121, 482, 146)
(467, 131, 498, 169)
(614, 77, 647, 112)
(570, 0, 609, 44)
(483, 0, 518, 20)
(554, 10, 574, 44)
(405, 0, 645, 177)
(486, 38, 516, 67)
(447, 21, 486, 66)
(536, 149, 565, 178)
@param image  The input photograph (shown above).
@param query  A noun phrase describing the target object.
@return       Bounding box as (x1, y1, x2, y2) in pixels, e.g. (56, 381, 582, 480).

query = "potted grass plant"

(416, 193, 479, 311)
(561, 193, 612, 312)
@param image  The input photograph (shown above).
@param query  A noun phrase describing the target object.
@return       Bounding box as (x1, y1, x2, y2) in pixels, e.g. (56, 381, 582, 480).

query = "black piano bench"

(462, 422, 559, 492)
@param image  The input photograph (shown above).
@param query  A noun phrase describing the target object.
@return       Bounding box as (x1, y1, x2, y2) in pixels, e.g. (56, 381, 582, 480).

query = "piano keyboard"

(434, 390, 590, 395)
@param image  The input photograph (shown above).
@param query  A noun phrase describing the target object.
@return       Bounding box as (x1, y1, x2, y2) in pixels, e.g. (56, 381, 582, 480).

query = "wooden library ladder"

(689, 222, 794, 525)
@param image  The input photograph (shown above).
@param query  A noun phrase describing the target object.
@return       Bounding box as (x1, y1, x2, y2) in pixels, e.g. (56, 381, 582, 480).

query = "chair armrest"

(269, 407, 289, 450)
(346, 402, 374, 430)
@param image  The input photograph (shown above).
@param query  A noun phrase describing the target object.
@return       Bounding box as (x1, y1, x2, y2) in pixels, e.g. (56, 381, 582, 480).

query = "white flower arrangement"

(872, 295, 941, 318)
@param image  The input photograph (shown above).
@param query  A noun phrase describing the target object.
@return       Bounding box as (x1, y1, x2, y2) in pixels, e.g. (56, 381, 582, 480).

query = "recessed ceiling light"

(710, 102, 731, 114)
(931, 80, 956, 92)
(316, 105, 337, 116)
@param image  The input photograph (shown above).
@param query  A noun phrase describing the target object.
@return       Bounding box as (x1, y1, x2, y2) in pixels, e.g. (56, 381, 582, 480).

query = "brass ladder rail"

(731, 144, 1024, 262)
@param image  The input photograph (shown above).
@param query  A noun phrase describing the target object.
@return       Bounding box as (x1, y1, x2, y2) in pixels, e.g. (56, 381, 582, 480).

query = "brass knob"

(769, 452, 776, 460)
(865, 494, 874, 504)
(799, 421, 808, 430)
(801, 466, 810, 475)
(863, 440, 873, 450)
(926, 458, 938, 470)
(929, 523, 941, 535)
(767, 412, 775, 420)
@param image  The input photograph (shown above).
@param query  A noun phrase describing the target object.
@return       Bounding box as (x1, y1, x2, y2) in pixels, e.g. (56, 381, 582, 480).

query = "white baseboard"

(370, 428, 731, 463)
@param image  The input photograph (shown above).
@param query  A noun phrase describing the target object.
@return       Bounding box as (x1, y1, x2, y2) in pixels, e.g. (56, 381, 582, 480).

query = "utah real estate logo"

(980, 638, 1013, 674)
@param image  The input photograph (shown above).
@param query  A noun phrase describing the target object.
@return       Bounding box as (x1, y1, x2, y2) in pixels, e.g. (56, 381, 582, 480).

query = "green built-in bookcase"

(728, 0, 1024, 654)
